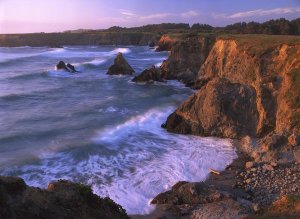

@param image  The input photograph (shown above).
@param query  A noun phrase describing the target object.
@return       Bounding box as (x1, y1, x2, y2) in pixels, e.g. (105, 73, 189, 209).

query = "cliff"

(164, 35, 300, 163)
(0, 176, 129, 219)
(0, 32, 159, 47)
(159, 35, 215, 86)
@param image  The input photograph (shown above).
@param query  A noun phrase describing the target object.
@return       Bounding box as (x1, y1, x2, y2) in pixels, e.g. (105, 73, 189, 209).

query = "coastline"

(1, 31, 300, 218)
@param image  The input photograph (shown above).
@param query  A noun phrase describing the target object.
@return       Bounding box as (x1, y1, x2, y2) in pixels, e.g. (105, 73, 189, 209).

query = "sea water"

(0, 45, 236, 214)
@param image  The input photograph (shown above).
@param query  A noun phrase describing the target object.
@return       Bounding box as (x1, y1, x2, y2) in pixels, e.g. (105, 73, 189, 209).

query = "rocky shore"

(1, 34, 300, 218)
(131, 34, 300, 218)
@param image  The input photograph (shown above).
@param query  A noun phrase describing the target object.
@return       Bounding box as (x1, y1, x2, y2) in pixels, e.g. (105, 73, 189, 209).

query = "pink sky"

(0, 0, 299, 33)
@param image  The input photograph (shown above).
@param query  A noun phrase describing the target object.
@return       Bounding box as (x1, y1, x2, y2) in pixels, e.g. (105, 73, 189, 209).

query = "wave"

(111, 48, 131, 54)
(0, 106, 236, 215)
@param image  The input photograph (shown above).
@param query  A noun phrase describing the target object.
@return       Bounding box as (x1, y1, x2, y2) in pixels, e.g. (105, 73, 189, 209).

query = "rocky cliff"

(164, 35, 300, 163)
(0, 176, 129, 219)
(159, 35, 215, 86)
(0, 32, 158, 47)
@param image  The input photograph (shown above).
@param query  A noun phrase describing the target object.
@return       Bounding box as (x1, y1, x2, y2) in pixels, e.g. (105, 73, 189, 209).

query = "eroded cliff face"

(159, 35, 215, 86)
(165, 38, 300, 142)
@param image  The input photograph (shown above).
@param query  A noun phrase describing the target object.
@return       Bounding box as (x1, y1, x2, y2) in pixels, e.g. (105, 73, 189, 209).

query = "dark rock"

(132, 66, 164, 83)
(0, 176, 129, 219)
(66, 63, 77, 72)
(107, 52, 134, 75)
(148, 41, 155, 48)
(56, 61, 77, 73)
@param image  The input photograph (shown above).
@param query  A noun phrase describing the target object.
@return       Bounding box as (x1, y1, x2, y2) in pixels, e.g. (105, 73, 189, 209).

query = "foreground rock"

(56, 61, 78, 73)
(107, 52, 135, 75)
(151, 181, 251, 219)
(0, 176, 129, 219)
(132, 66, 164, 83)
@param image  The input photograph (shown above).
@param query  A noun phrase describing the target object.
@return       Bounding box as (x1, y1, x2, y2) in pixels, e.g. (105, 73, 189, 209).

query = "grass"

(218, 34, 300, 56)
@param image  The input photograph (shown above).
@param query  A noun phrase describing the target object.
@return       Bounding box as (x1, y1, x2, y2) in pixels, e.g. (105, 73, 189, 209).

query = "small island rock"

(107, 52, 134, 75)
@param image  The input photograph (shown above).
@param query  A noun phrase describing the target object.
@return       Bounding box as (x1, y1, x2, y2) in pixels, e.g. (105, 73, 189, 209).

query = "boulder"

(66, 63, 77, 72)
(163, 78, 259, 138)
(148, 41, 155, 48)
(56, 61, 77, 73)
(132, 66, 164, 83)
(107, 52, 134, 75)
(0, 176, 129, 219)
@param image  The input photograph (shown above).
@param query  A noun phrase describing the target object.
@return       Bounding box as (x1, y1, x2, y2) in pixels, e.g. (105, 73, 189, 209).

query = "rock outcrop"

(151, 181, 251, 219)
(56, 61, 78, 73)
(155, 35, 178, 51)
(165, 37, 300, 140)
(132, 66, 164, 83)
(0, 176, 129, 219)
(164, 78, 259, 138)
(107, 52, 135, 75)
(162, 36, 300, 165)
(160, 35, 215, 86)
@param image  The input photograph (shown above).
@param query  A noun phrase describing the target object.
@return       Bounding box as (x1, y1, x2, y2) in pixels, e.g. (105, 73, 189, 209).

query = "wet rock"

(148, 41, 155, 48)
(107, 52, 134, 75)
(56, 61, 77, 73)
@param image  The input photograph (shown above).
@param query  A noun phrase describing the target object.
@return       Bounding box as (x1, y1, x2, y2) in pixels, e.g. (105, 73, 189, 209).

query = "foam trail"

(2, 107, 236, 215)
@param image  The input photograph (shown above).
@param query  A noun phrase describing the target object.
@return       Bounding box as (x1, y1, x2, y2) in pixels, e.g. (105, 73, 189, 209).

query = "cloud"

(226, 7, 300, 19)
(140, 13, 173, 20)
(120, 10, 137, 18)
(181, 10, 199, 18)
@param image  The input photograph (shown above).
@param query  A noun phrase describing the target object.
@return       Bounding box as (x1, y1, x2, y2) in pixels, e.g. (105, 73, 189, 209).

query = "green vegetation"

(219, 34, 300, 56)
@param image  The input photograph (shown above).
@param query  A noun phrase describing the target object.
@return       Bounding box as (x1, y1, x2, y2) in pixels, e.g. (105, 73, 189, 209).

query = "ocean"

(0, 45, 236, 214)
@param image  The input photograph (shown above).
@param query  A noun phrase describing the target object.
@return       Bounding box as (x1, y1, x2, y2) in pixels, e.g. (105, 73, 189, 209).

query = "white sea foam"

(155, 62, 163, 67)
(111, 48, 131, 54)
(4, 106, 236, 215)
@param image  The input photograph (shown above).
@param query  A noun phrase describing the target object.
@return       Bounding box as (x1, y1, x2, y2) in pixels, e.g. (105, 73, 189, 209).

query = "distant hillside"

(0, 32, 159, 47)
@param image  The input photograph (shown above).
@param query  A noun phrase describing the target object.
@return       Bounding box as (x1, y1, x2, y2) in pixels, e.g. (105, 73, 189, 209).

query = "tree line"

(108, 18, 300, 35)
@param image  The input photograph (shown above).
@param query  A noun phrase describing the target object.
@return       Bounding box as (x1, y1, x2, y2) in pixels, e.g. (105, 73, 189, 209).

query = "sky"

(0, 0, 299, 34)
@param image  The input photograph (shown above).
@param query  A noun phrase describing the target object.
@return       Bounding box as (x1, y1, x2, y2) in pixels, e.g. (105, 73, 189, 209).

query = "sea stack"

(107, 52, 135, 75)
(56, 61, 77, 73)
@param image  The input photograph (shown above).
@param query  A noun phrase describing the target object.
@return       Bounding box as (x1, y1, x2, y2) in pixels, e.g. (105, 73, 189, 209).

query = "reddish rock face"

(164, 37, 300, 139)
(107, 52, 135, 75)
(160, 36, 215, 86)
(164, 78, 259, 138)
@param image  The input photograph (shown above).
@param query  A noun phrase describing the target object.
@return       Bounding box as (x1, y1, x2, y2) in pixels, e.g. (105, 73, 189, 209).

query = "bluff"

(159, 35, 215, 86)
(0, 32, 158, 47)
(163, 35, 300, 163)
